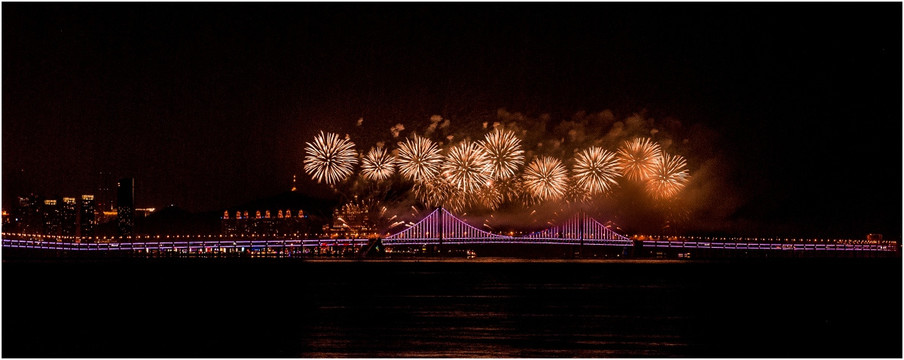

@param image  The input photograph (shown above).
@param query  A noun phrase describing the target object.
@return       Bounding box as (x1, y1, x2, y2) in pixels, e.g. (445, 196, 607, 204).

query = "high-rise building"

(117, 178, 135, 237)
(96, 171, 115, 213)
(80, 195, 96, 238)
(61, 197, 78, 236)
(43, 199, 61, 236)
(15, 193, 43, 233)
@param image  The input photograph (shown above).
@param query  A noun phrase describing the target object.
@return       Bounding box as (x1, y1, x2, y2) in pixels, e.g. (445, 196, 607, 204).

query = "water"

(3, 257, 901, 357)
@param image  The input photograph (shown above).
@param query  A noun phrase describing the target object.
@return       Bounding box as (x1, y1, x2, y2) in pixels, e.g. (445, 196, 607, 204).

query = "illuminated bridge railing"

(2, 238, 369, 251)
(642, 240, 896, 252)
(383, 208, 514, 246)
(382, 208, 442, 246)
(383, 208, 630, 247)
(3, 206, 898, 253)
(523, 215, 632, 246)
(2, 237, 898, 253)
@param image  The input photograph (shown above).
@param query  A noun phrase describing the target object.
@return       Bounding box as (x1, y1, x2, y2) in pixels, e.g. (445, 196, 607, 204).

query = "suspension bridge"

(1, 207, 898, 253)
(382, 208, 632, 247)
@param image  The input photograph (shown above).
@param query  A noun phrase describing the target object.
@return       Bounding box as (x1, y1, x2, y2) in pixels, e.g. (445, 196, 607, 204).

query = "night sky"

(3, 3, 901, 238)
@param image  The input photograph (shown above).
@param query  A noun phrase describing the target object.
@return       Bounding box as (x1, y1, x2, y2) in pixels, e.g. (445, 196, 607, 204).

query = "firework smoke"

(390, 123, 405, 138)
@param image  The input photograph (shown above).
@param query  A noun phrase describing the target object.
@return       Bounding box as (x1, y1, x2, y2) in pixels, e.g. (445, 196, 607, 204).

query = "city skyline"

(3, 3, 901, 239)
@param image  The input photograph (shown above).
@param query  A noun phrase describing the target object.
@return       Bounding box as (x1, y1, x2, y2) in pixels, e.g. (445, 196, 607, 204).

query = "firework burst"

(573, 146, 621, 195)
(442, 140, 491, 193)
(479, 129, 525, 180)
(360, 146, 395, 181)
(645, 153, 690, 200)
(303, 131, 358, 185)
(396, 134, 443, 182)
(474, 180, 504, 210)
(564, 177, 592, 204)
(413, 176, 468, 213)
(617, 137, 662, 181)
(492, 177, 523, 203)
(522, 156, 569, 201)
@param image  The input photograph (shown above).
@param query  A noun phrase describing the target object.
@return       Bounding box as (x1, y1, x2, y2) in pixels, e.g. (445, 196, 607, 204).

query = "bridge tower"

(437, 206, 444, 255)
(579, 209, 584, 257)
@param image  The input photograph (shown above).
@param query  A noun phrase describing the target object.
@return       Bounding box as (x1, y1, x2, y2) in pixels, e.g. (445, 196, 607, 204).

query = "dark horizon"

(3, 3, 901, 239)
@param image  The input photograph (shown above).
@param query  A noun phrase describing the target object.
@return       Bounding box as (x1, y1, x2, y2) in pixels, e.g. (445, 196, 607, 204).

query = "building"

(61, 197, 78, 236)
(323, 201, 375, 238)
(221, 208, 310, 236)
(14, 193, 43, 234)
(117, 178, 135, 237)
(9, 193, 97, 238)
(80, 195, 96, 238)
(96, 171, 115, 213)
(42, 199, 61, 236)
(219, 190, 335, 237)
(2, 210, 10, 229)
(135, 207, 156, 218)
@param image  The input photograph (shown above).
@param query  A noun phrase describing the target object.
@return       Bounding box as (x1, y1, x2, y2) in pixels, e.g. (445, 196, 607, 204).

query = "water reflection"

(294, 262, 694, 357)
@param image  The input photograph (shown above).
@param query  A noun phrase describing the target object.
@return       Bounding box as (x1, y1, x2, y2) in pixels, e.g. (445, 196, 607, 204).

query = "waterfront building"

(323, 200, 375, 238)
(135, 208, 156, 218)
(14, 194, 43, 234)
(61, 197, 78, 236)
(117, 178, 135, 237)
(80, 195, 96, 238)
(220, 190, 331, 237)
(42, 199, 61, 236)
(96, 171, 115, 213)
(221, 208, 310, 236)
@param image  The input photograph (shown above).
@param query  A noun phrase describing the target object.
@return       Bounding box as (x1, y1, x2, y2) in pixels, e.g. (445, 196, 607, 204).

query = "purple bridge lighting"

(1, 207, 898, 253)
(383, 208, 632, 247)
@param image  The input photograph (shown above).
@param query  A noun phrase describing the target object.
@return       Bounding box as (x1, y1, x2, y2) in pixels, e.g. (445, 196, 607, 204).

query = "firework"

(479, 129, 525, 180)
(474, 180, 504, 210)
(360, 146, 395, 181)
(564, 177, 592, 204)
(617, 137, 662, 181)
(522, 156, 569, 201)
(396, 134, 443, 182)
(492, 177, 523, 203)
(414, 176, 468, 213)
(307, 112, 697, 218)
(442, 140, 491, 193)
(573, 146, 621, 195)
(303, 131, 358, 185)
(646, 153, 689, 200)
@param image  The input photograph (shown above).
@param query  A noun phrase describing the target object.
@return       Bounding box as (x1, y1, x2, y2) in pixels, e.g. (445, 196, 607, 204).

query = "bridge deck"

(1, 237, 896, 252)
(2, 208, 897, 253)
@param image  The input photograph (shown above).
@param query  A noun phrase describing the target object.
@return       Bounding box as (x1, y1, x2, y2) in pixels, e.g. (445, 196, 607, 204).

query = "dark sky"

(3, 3, 901, 238)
